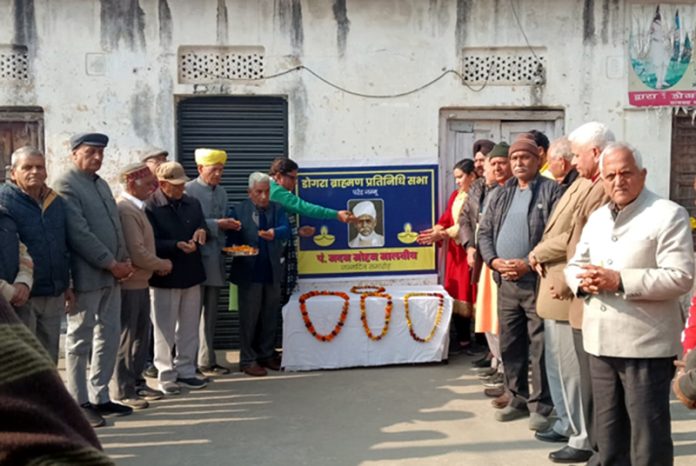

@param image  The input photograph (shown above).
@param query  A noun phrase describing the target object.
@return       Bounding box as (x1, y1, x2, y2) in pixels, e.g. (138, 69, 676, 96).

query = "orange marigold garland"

(359, 292, 393, 341)
(298, 291, 350, 342)
(403, 292, 445, 343)
(350, 285, 386, 294)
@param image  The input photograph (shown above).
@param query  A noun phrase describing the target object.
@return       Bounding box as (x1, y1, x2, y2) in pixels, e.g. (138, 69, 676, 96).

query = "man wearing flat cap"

(348, 200, 384, 248)
(141, 148, 168, 174)
(478, 136, 562, 431)
(146, 161, 209, 395)
(54, 132, 135, 427)
(185, 148, 240, 377)
(113, 163, 173, 409)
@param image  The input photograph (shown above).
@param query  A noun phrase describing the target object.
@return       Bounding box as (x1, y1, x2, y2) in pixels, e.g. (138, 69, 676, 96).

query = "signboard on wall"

(628, 3, 696, 106)
(295, 165, 438, 278)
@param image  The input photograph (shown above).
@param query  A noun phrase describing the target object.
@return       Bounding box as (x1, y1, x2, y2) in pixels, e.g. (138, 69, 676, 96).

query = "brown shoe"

(242, 363, 267, 377)
(491, 392, 511, 409)
(259, 356, 282, 371)
(484, 386, 505, 398)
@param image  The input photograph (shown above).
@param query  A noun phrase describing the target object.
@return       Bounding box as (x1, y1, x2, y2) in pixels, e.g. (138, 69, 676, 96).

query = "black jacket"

(145, 189, 207, 289)
(478, 173, 563, 285)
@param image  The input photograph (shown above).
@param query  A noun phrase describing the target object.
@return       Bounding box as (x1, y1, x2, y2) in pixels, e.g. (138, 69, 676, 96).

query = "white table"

(281, 285, 452, 371)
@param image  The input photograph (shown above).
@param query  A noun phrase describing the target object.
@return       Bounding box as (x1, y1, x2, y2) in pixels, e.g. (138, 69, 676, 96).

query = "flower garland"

(350, 285, 386, 295)
(359, 292, 393, 341)
(403, 292, 445, 343)
(298, 291, 350, 342)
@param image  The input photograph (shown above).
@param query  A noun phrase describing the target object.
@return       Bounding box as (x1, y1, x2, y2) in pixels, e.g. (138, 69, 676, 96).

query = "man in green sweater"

(268, 158, 353, 302)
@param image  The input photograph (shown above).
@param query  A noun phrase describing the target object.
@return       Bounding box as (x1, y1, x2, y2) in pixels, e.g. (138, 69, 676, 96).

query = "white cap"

(353, 201, 376, 218)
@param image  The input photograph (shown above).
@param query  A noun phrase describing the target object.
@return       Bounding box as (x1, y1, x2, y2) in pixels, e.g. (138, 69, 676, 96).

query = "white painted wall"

(0, 0, 674, 195)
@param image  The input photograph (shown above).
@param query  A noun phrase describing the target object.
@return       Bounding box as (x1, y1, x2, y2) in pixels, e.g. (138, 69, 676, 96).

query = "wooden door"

(0, 110, 44, 182)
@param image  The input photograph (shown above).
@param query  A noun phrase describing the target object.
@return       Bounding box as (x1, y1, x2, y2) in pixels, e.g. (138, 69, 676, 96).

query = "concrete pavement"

(97, 352, 696, 466)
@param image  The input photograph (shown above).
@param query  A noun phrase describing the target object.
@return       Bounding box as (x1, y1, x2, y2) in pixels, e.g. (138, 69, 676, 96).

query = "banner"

(628, 3, 696, 106)
(295, 165, 438, 278)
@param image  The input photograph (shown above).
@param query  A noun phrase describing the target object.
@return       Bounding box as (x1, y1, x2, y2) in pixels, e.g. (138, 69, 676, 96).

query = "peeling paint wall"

(332, 0, 349, 57)
(0, 0, 674, 195)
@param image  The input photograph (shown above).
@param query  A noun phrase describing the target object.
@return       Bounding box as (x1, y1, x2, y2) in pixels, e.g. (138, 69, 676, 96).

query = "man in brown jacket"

(529, 137, 593, 463)
(113, 164, 172, 409)
(564, 121, 614, 465)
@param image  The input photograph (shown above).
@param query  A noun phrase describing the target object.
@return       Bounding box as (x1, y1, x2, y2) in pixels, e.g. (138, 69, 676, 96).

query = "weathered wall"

(0, 0, 672, 194)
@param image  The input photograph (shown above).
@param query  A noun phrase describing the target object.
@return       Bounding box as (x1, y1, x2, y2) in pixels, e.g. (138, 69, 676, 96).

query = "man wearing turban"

(348, 200, 384, 248)
(185, 148, 241, 377)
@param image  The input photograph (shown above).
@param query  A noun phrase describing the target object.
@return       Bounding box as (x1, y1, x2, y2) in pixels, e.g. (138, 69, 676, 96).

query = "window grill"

(462, 49, 545, 85)
(178, 46, 265, 83)
(0, 46, 29, 81)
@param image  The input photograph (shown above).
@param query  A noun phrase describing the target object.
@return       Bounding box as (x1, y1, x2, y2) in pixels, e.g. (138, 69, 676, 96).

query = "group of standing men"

(0, 133, 298, 429)
(461, 123, 694, 466)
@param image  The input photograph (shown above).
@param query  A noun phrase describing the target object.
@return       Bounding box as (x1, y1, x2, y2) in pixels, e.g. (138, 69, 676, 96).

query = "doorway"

(438, 109, 564, 212)
(176, 95, 288, 349)
(0, 107, 44, 182)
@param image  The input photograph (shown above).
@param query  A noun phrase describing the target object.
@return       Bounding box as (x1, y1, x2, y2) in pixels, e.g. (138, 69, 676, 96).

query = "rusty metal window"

(0, 45, 29, 81)
(178, 46, 265, 83)
(461, 48, 545, 85)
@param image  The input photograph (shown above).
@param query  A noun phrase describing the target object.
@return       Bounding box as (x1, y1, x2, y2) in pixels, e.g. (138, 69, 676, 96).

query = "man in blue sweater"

(227, 172, 290, 377)
(0, 146, 71, 364)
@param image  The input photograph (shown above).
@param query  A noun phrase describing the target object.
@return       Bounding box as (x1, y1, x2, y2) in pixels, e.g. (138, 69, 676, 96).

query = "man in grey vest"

(54, 132, 135, 427)
(185, 148, 240, 376)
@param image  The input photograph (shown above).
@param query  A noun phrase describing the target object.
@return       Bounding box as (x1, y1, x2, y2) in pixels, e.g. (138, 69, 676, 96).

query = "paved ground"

(95, 352, 696, 466)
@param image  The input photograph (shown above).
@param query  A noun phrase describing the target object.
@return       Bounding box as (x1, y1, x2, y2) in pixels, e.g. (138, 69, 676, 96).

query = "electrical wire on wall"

(509, 0, 545, 84)
(191, 62, 494, 99)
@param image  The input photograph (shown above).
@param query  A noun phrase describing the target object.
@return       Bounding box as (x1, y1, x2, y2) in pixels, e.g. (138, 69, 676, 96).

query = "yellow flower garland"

(359, 292, 393, 341)
(403, 292, 445, 343)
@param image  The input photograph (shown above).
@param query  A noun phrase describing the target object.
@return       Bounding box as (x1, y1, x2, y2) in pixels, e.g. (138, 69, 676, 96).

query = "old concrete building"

(1, 0, 694, 345)
(1, 0, 692, 195)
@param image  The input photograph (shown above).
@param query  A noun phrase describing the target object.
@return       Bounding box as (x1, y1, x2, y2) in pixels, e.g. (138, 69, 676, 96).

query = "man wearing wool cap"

(349, 200, 384, 248)
(185, 148, 240, 377)
(478, 133, 563, 431)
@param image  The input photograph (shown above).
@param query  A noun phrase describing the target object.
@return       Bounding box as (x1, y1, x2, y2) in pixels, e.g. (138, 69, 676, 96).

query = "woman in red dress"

(418, 159, 478, 349)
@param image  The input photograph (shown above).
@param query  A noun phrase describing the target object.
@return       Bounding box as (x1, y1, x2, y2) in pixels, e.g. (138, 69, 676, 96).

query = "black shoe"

(548, 446, 593, 464)
(471, 354, 492, 368)
(143, 365, 158, 378)
(534, 428, 569, 443)
(95, 401, 133, 417)
(80, 402, 106, 428)
(477, 367, 497, 379)
(177, 377, 208, 389)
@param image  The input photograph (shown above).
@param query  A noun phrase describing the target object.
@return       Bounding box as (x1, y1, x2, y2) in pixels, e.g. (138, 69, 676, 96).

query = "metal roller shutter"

(176, 95, 288, 349)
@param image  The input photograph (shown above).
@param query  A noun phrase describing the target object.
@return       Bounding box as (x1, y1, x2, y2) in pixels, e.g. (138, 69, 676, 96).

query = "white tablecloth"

(281, 285, 452, 371)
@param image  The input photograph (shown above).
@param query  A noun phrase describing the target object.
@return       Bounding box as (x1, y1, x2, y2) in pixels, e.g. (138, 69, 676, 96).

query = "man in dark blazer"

(227, 172, 290, 377)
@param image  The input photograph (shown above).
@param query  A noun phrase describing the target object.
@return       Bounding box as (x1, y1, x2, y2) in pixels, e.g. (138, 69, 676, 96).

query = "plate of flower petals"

(223, 245, 259, 256)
